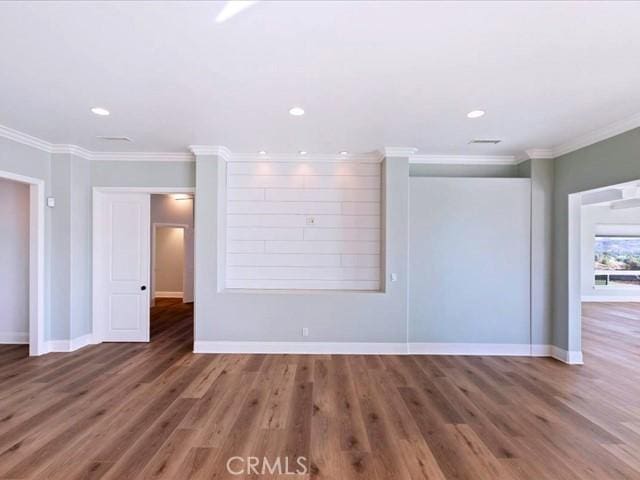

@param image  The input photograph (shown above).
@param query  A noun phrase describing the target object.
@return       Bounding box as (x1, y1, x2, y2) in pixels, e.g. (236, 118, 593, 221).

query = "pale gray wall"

(195, 155, 409, 343)
(0, 138, 53, 340)
(410, 163, 519, 178)
(580, 205, 640, 299)
(50, 153, 92, 340)
(91, 161, 195, 187)
(408, 177, 531, 344)
(155, 228, 184, 292)
(0, 177, 29, 339)
(553, 128, 640, 350)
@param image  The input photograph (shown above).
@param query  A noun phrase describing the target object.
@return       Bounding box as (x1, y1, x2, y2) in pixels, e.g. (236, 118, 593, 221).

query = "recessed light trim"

(467, 110, 485, 119)
(258, 150, 267, 155)
(299, 150, 308, 155)
(91, 107, 110, 116)
(289, 107, 305, 116)
(340, 151, 348, 155)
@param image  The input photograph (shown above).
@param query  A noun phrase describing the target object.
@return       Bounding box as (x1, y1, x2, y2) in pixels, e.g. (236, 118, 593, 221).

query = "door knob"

(140, 285, 147, 291)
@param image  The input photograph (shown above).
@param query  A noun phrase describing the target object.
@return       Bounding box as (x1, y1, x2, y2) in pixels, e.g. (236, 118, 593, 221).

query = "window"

(594, 235, 640, 288)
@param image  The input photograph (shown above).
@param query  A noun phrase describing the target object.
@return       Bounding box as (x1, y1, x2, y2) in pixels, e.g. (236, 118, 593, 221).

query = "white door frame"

(0, 170, 46, 356)
(567, 192, 584, 364)
(92, 187, 195, 343)
(151, 222, 190, 302)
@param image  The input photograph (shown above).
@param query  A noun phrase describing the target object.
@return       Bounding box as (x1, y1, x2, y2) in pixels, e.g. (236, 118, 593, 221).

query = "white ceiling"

(1, 1, 640, 156)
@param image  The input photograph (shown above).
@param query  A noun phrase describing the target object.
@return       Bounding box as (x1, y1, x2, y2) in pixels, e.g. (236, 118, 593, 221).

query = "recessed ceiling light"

(299, 150, 308, 155)
(289, 106, 305, 116)
(258, 150, 267, 155)
(467, 110, 485, 119)
(91, 107, 110, 116)
(215, 0, 258, 23)
(340, 151, 348, 155)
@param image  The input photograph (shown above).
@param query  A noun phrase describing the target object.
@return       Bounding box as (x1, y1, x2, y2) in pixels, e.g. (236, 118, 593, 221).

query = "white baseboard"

(155, 291, 183, 298)
(408, 342, 535, 356)
(582, 295, 640, 302)
(194, 341, 407, 355)
(193, 341, 580, 364)
(0, 332, 28, 344)
(47, 333, 96, 353)
(550, 346, 584, 364)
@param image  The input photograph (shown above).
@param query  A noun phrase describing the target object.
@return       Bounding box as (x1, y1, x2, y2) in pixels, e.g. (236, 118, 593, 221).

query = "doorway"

(568, 179, 640, 364)
(0, 171, 45, 356)
(92, 188, 194, 345)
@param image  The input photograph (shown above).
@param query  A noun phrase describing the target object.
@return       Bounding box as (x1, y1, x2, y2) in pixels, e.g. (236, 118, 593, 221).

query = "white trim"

(93, 186, 195, 194)
(0, 332, 29, 344)
(189, 145, 232, 161)
(50, 144, 93, 159)
(582, 295, 640, 302)
(550, 346, 584, 365)
(0, 124, 52, 152)
(154, 291, 184, 298)
(409, 154, 518, 165)
(524, 148, 554, 160)
(193, 341, 568, 359)
(0, 123, 195, 162)
(230, 152, 384, 163)
(384, 147, 418, 158)
(408, 343, 533, 356)
(552, 111, 640, 158)
(194, 341, 408, 354)
(0, 170, 46, 356)
(90, 151, 193, 162)
(46, 334, 95, 353)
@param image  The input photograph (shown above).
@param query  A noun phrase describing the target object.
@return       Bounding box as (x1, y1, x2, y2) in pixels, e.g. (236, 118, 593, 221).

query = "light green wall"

(553, 128, 640, 350)
(410, 163, 519, 178)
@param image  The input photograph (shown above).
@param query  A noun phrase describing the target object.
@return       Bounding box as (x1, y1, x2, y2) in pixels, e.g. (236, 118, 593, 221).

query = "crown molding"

(516, 148, 555, 163)
(188, 145, 232, 161)
(231, 151, 383, 163)
(0, 124, 52, 152)
(90, 151, 193, 162)
(50, 144, 93, 159)
(383, 146, 419, 158)
(409, 154, 518, 165)
(551, 111, 640, 158)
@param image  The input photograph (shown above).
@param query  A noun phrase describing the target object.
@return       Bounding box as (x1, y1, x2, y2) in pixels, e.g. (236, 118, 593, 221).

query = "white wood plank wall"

(226, 160, 382, 290)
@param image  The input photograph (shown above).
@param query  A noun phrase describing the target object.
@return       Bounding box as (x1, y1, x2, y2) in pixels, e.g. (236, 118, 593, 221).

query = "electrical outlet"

(302, 327, 309, 337)
(306, 216, 316, 225)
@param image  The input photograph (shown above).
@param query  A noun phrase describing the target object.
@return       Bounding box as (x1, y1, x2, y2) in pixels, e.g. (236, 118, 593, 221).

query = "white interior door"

(97, 192, 150, 342)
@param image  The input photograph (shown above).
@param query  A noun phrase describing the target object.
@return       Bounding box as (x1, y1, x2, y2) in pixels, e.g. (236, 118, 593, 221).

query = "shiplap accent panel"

(225, 160, 382, 290)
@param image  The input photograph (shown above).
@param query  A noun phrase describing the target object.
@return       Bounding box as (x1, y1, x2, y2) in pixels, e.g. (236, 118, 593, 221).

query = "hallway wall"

(0, 177, 29, 342)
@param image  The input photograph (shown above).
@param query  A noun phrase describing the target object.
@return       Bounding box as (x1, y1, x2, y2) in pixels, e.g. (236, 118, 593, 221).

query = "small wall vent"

(469, 139, 502, 145)
(96, 136, 133, 142)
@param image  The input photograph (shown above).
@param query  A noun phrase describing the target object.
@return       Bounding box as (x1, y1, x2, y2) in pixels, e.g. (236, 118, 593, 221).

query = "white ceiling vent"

(469, 139, 502, 145)
(96, 136, 133, 142)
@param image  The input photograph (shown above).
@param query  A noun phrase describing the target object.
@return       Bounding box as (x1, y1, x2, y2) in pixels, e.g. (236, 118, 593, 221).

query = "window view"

(594, 235, 640, 287)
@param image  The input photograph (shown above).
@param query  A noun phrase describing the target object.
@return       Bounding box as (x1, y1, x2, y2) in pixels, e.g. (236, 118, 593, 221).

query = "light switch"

(47, 197, 55, 208)
(390, 273, 398, 282)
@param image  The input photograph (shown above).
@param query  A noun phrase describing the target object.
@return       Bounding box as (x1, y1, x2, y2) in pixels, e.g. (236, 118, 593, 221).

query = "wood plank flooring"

(0, 299, 639, 479)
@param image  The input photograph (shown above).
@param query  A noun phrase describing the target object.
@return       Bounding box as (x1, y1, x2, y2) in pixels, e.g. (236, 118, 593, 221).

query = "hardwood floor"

(1, 300, 639, 479)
